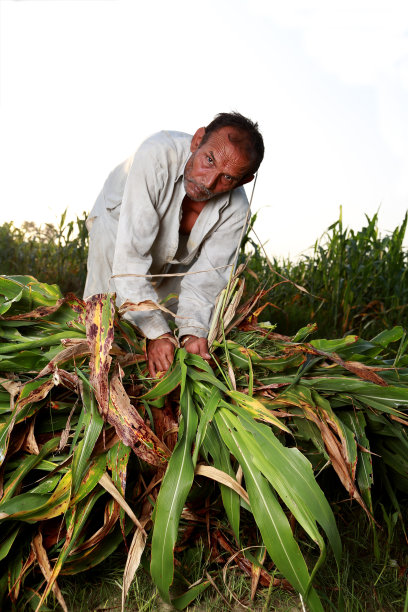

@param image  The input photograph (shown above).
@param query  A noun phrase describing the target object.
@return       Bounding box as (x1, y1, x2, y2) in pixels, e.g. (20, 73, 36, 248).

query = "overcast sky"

(1, 0, 407, 258)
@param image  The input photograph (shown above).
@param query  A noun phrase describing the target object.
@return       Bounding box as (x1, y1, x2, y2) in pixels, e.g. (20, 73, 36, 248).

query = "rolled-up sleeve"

(112, 143, 171, 339)
(176, 192, 249, 338)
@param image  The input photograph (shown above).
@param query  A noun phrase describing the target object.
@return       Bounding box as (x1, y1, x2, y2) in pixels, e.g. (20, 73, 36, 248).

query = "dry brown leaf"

(86, 295, 115, 420)
(8, 548, 36, 603)
(71, 500, 120, 554)
(23, 418, 40, 455)
(206, 570, 232, 609)
(195, 464, 250, 505)
(223, 279, 246, 330)
(121, 500, 152, 612)
(32, 533, 68, 612)
(118, 299, 176, 317)
(1, 378, 55, 465)
(227, 362, 237, 391)
(0, 294, 80, 321)
(151, 397, 179, 453)
(99, 472, 147, 534)
(36, 342, 89, 379)
(303, 406, 370, 516)
(390, 414, 408, 426)
(343, 360, 388, 386)
(108, 369, 170, 466)
(307, 346, 388, 387)
(55, 369, 81, 392)
(58, 402, 78, 452)
(251, 547, 266, 601)
(118, 352, 146, 368)
(0, 378, 22, 399)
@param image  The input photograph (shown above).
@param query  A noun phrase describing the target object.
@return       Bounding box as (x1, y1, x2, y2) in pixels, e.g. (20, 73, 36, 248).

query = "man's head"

(183, 112, 264, 202)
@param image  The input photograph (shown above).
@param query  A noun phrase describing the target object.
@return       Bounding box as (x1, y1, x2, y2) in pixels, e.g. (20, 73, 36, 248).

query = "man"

(84, 112, 264, 377)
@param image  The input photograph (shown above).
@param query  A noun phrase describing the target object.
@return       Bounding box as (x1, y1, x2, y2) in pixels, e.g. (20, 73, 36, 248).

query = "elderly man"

(84, 112, 264, 377)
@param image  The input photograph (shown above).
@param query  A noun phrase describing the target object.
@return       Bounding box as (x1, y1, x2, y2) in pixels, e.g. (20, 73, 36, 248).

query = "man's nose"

(201, 170, 218, 190)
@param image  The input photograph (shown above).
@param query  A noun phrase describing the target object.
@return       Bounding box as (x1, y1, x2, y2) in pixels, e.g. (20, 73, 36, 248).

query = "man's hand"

(147, 333, 176, 378)
(181, 336, 211, 361)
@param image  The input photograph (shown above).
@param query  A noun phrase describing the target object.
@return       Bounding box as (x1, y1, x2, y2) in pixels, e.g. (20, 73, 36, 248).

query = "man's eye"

(224, 175, 232, 182)
(207, 156, 213, 164)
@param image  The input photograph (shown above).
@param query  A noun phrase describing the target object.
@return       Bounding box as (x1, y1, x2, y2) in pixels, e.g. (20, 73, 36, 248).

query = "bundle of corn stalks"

(1, 275, 407, 611)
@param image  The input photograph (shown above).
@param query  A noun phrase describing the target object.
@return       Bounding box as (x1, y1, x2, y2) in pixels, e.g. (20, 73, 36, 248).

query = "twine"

(111, 264, 232, 280)
(110, 175, 259, 283)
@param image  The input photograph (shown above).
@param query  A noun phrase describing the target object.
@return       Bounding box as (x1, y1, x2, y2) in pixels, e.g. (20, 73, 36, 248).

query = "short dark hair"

(202, 111, 264, 175)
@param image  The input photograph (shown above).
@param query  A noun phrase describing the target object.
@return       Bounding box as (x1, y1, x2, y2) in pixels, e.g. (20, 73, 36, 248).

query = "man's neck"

(179, 196, 208, 235)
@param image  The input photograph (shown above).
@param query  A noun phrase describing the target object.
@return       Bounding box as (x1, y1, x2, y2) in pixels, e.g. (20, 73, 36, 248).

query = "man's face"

(183, 126, 255, 202)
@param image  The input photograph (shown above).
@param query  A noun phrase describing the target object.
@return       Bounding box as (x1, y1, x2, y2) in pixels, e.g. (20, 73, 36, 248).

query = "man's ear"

(190, 127, 206, 152)
(237, 174, 255, 187)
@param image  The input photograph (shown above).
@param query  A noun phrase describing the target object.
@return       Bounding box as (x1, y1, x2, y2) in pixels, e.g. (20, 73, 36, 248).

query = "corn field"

(240, 210, 408, 338)
(0, 211, 88, 297)
(1, 211, 407, 339)
(0, 274, 407, 610)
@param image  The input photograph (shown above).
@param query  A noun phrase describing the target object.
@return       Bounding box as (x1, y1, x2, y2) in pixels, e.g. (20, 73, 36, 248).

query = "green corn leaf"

(215, 408, 324, 611)
(227, 344, 255, 370)
(141, 362, 182, 400)
(225, 390, 290, 432)
(0, 378, 55, 466)
(107, 440, 131, 496)
(1, 437, 60, 501)
(353, 384, 408, 406)
(192, 386, 221, 465)
(0, 471, 71, 522)
(30, 474, 62, 495)
(350, 395, 408, 417)
(69, 398, 88, 453)
(203, 421, 242, 538)
(370, 327, 405, 347)
(0, 351, 50, 372)
(0, 277, 24, 314)
(0, 331, 85, 355)
(35, 488, 106, 607)
(223, 407, 341, 563)
(71, 388, 104, 497)
(189, 379, 241, 537)
(7, 547, 23, 602)
(172, 580, 211, 610)
(150, 378, 198, 602)
(70, 452, 107, 506)
(292, 323, 318, 343)
(339, 411, 374, 499)
(299, 376, 382, 392)
(0, 526, 20, 562)
(185, 366, 229, 392)
(255, 352, 306, 371)
(184, 351, 216, 373)
(310, 336, 359, 353)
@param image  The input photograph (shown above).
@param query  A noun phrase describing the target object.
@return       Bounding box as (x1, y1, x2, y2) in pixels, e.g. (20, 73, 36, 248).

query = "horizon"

(1, 0, 407, 258)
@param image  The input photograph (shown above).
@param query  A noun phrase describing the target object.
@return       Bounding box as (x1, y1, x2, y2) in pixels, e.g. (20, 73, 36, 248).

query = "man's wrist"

(153, 333, 179, 349)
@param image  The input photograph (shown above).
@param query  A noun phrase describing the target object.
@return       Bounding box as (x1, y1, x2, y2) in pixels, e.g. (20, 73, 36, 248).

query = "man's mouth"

(186, 180, 212, 199)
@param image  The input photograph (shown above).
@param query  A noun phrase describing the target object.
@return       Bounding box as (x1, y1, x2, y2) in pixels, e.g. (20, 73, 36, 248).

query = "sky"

(0, 0, 407, 259)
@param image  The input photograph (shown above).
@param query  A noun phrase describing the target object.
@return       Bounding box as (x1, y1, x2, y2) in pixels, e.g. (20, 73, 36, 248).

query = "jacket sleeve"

(176, 190, 249, 338)
(112, 140, 172, 339)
